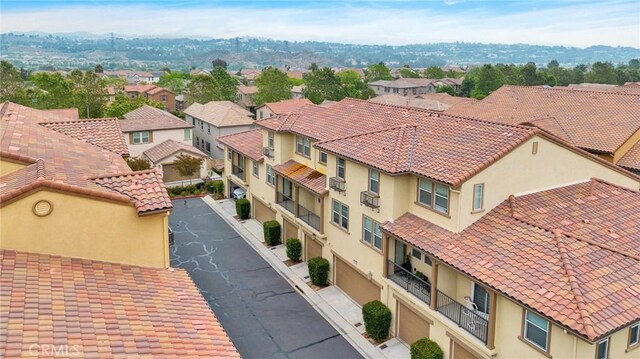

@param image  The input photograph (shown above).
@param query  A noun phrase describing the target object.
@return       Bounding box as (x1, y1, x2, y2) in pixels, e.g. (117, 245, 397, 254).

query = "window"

(183, 129, 191, 140)
(132, 131, 150, 144)
(259, 111, 264, 119)
(472, 283, 489, 314)
(200, 121, 203, 130)
(227, 148, 232, 160)
(434, 183, 449, 213)
(596, 338, 609, 359)
(337, 158, 346, 180)
(207, 124, 211, 134)
(412, 248, 422, 260)
(418, 179, 433, 207)
(369, 169, 380, 194)
(205, 141, 211, 153)
(332, 200, 349, 230)
(423, 255, 432, 266)
(473, 183, 484, 211)
(319, 151, 328, 164)
(266, 165, 275, 186)
(524, 310, 549, 351)
(161, 95, 167, 102)
(630, 322, 639, 348)
(362, 216, 382, 250)
(296, 136, 311, 157)
(417, 179, 449, 214)
(252, 161, 259, 178)
(268, 132, 274, 148)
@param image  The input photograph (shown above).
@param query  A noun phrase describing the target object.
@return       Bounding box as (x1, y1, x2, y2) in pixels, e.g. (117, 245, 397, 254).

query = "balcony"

(329, 177, 346, 193)
(262, 147, 274, 159)
(436, 290, 489, 344)
(232, 165, 245, 181)
(276, 191, 296, 214)
(387, 260, 431, 305)
(360, 191, 380, 209)
(298, 204, 321, 232)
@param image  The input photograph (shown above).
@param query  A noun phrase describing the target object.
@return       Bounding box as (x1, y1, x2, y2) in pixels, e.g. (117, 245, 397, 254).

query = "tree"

(253, 67, 292, 105)
(459, 77, 476, 98)
(29, 72, 75, 109)
(365, 62, 392, 82)
(157, 72, 190, 94)
(470, 64, 504, 99)
(629, 59, 640, 70)
(68, 70, 107, 118)
(585, 62, 617, 84)
(521, 62, 545, 86)
(125, 157, 152, 171)
(0, 61, 27, 103)
(435, 85, 455, 96)
(423, 66, 446, 79)
(303, 67, 345, 104)
(94, 64, 104, 73)
(184, 67, 237, 105)
(173, 154, 204, 184)
(547, 60, 560, 69)
(308, 62, 319, 72)
(105, 93, 164, 118)
(338, 70, 374, 99)
(399, 66, 420, 78)
(212, 58, 227, 70)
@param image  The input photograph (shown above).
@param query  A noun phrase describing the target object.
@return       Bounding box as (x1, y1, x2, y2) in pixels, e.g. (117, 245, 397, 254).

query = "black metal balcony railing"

(298, 204, 321, 232)
(329, 177, 346, 192)
(387, 260, 431, 305)
(232, 165, 244, 180)
(262, 147, 274, 158)
(436, 290, 488, 344)
(276, 191, 296, 214)
(360, 191, 380, 209)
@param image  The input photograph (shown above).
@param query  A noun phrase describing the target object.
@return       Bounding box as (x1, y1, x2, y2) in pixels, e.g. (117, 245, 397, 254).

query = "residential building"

(143, 139, 209, 185)
(43, 108, 80, 119)
(415, 92, 477, 110)
(237, 85, 258, 111)
(124, 84, 176, 113)
(184, 100, 255, 159)
(292, 85, 306, 100)
(255, 98, 313, 120)
(369, 93, 475, 111)
(103, 70, 164, 84)
(175, 94, 185, 111)
(239, 68, 262, 86)
(446, 85, 640, 174)
(121, 105, 193, 157)
(369, 78, 463, 97)
(219, 98, 640, 359)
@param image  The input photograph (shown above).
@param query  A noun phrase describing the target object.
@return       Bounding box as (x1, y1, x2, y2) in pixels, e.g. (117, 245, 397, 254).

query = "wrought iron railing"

(387, 260, 431, 305)
(360, 191, 380, 209)
(435, 290, 488, 344)
(298, 204, 321, 232)
(329, 177, 346, 192)
(276, 191, 295, 214)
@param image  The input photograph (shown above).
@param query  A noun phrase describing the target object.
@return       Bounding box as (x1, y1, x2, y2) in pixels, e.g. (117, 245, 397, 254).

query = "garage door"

(284, 218, 298, 241)
(305, 234, 322, 260)
(452, 341, 479, 359)
(335, 256, 380, 306)
(254, 199, 276, 224)
(162, 163, 189, 182)
(398, 302, 430, 345)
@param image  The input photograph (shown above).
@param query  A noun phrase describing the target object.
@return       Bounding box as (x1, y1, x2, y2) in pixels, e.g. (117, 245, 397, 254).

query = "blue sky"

(2, 1, 639, 47)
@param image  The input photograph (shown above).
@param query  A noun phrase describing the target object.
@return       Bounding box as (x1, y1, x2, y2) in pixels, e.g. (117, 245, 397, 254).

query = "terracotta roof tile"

(272, 160, 327, 195)
(143, 139, 208, 163)
(217, 129, 263, 161)
(259, 99, 313, 115)
(184, 101, 254, 127)
(121, 105, 191, 132)
(619, 141, 640, 171)
(0, 250, 239, 358)
(42, 108, 80, 119)
(92, 169, 173, 214)
(382, 179, 640, 341)
(237, 85, 258, 94)
(41, 117, 130, 156)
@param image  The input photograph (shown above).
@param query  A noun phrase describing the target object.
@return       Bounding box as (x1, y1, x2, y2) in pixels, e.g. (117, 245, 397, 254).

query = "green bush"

(167, 185, 202, 197)
(410, 338, 443, 359)
(307, 257, 329, 287)
(362, 300, 391, 343)
(236, 198, 250, 220)
(213, 180, 224, 194)
(263, 220, 281, 246)
(286, 238, 302, 261)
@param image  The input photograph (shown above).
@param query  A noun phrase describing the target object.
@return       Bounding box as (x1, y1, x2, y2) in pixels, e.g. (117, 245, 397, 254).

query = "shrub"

(410, 338, 443, 359)
(213, 180, 224, 195)
(236, 198, 250, 220)
(263, 220, 281, 246)
(362, 300, 391, 343)
(286, 238, 302, 261)
(307, 257, 329, 287)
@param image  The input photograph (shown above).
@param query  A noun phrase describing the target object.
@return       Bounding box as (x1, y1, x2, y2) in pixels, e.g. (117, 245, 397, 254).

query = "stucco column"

(382, 234, 390, 277)
(320, 196, 325, 234)
(487, 289, 498, 350)
(294, 185, 300, 217)
(430, 260, 439, 310)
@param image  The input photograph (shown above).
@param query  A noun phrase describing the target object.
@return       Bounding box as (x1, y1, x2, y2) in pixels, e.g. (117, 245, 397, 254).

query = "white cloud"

(1, 1, 639, 48)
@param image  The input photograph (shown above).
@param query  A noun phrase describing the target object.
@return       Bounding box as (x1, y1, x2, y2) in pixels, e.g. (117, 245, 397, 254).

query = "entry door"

(283, 179, 292, 198)
(395, 241, 406, 264)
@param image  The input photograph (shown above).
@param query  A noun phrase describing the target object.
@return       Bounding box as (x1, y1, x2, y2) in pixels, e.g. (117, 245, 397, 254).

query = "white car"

(231, 188, 246, 199)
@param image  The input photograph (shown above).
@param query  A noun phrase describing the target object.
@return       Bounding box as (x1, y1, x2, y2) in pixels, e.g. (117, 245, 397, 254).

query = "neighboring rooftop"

(237, 85, 258, 95)
(121, 105, 192, 132)
(143, 139, 208, 163)
(42, 108, 80, 119)
(184, 101, 254, 127)
(0, 249, 239, 358)
(383, 179, 640, 342)
(258, 98, 314, 115)
(619, 141, 640, 172)
(368, 94, 453, 111)
(217, 129, 264, 161)
(41, 117, 130, 156)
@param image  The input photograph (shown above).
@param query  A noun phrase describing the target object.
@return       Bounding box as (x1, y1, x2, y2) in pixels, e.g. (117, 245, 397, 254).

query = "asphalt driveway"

(169, 198, 362, 359)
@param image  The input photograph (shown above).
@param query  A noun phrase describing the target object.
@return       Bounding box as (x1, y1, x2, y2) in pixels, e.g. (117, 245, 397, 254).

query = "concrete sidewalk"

(202, 197, 410, 359)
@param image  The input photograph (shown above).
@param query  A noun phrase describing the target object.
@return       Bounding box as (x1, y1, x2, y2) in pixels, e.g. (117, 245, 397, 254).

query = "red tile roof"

(237, 85, 258, 95)
(619, 141, 640, 172)
(42, 108, 80, 119)
(41, 117, 130, 156)
(143, 139, 208, 163)
(217, 129, 264, 161)
(0, 250, 239, 358)
(446, 85, 640, 155)
(383, 179, 640, 342)
(184, 101, 254, 127)
(273, 160, 328, 195)
(124, 84, 157, 94)
(121, 105, 192, 132)
(259, 99, 313, 115)
(92, 169, 174, 214)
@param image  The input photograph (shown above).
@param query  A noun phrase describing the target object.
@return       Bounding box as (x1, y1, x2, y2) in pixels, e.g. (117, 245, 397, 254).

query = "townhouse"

(124, 84, 176, 113)
(256, 98, 313, 120)
(219, 98, 640, 359)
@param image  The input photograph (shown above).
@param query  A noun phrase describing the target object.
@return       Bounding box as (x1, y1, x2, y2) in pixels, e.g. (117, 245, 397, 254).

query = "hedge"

(410, 338, 443, 359)
(307, 257, 329, 286)
(236, 198, 250, 220)
(286, 238, 302, 262)
(263, 220, 281, 246)
(166, 185, 202, 197)
(362, 300, 391, 343)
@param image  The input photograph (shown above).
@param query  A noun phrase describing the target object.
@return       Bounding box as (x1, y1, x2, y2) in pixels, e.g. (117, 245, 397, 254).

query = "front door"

(395, 240, 406, 264)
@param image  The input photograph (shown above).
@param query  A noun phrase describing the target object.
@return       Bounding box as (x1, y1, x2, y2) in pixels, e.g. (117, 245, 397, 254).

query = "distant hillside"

(1, 32, 638, 71)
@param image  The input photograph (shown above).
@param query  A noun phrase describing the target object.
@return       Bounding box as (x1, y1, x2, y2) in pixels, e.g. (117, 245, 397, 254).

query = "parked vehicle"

(231, 187, 246, 199)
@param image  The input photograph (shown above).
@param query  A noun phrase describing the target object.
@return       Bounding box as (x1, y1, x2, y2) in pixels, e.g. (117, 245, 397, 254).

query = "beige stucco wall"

(0, 190, 169, 268)
(125, 128, 192, 157)
(0, 159, 25, 176)
(151, 150, 208, 180)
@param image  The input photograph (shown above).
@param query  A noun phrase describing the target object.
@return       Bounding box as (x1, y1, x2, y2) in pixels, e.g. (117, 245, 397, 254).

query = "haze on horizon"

(1, 0, 639, 49)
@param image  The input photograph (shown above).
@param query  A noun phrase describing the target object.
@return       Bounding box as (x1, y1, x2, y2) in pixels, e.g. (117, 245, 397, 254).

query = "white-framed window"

(524, 310, 549, 351)
(207, 124, 211, 134)
(418, 179, 433, 206)
(266, 165, 275, 186)
(412, 248, 422, 260)
(362, 215, 382, 250)
(434, 183, 449, 213)
(132, 131, 150, 144)
(252, 161, 259, 178)
(296, 135, 311, 157)
(417, 178, 449, 214)
(596, 337, 609, 359)
(319, 151, 328, 164)
(473, 183, 484, 211)
(200, 121, 203, 130)
(227, 148, 232, 160)
(369, 169, 380, 194)
(629, 322, 640, 348)
(332, 200, 349, 230)
(183, 129, 191, 140)
(268, 132, 274, 148)
(337, 158, 346, 180)
(472, 283, 489, 314)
